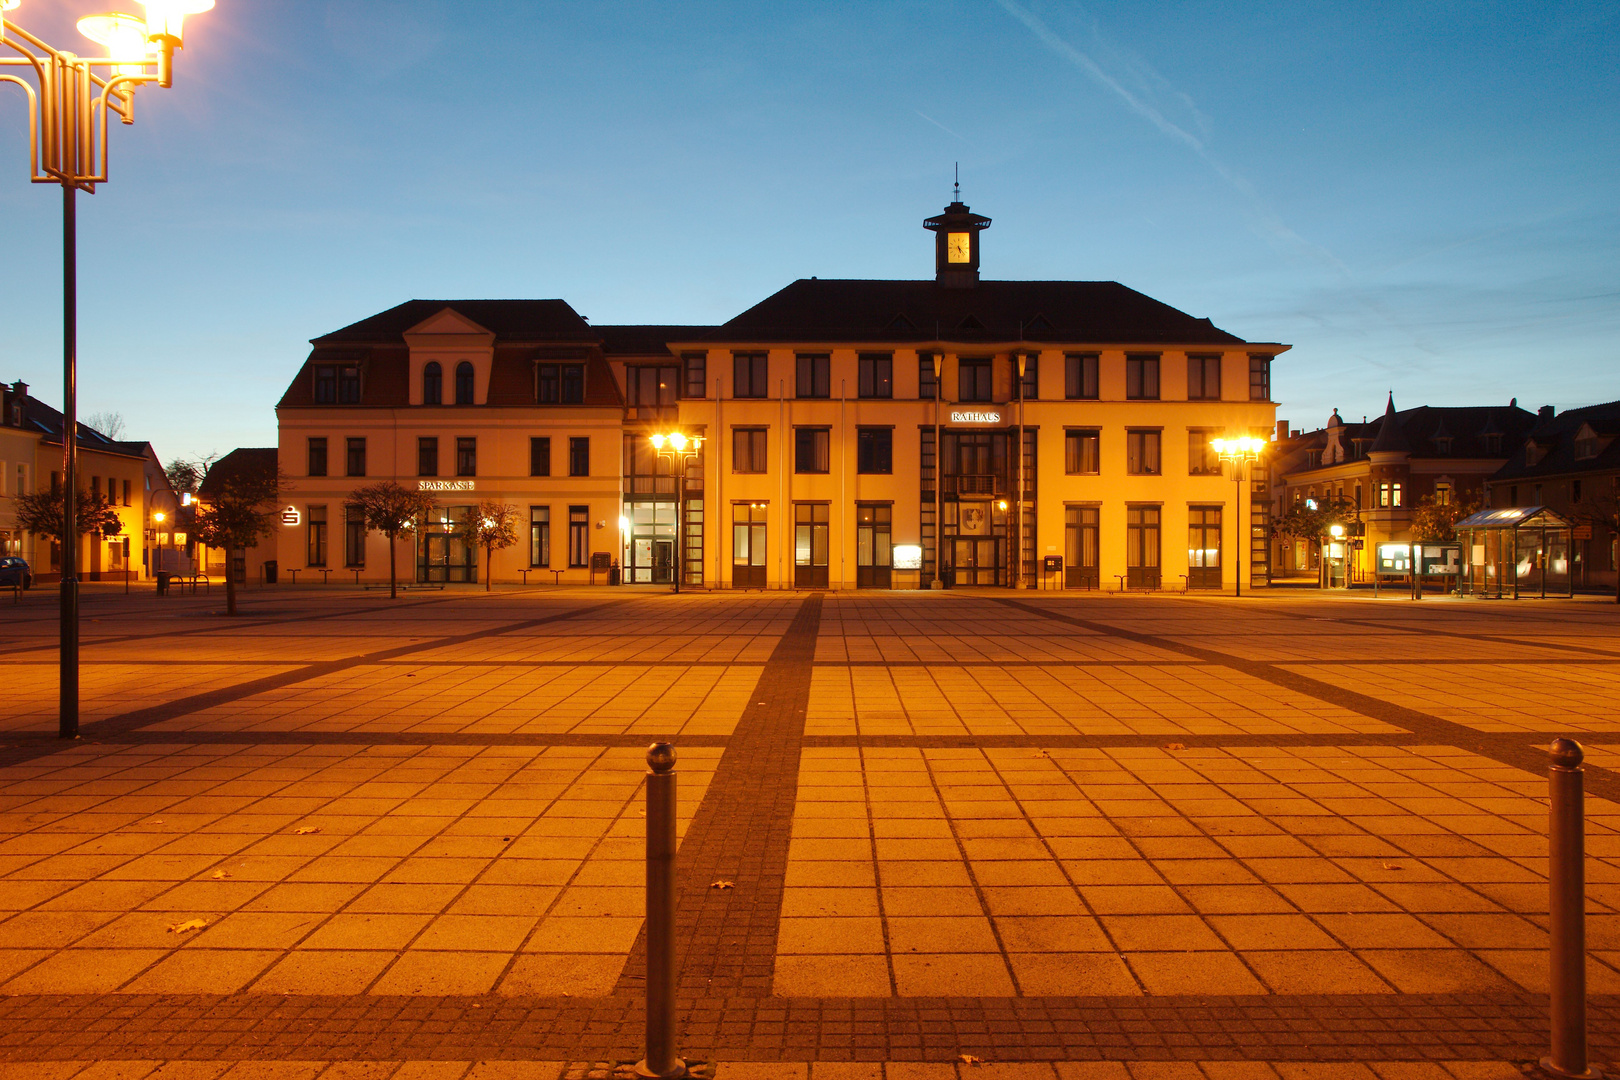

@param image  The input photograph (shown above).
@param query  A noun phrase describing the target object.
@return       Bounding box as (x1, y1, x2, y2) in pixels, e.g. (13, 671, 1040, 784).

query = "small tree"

(84, 411, 126, 441)
(194, 464, 284, 616)
(15, 488, 124, 564)
(166, 454, 218, 496)
(457, 500, 521, 591)
(347, 481, 437, 599)
(1410, 494, 1481, 543)
(1271, 495, 1355, 580)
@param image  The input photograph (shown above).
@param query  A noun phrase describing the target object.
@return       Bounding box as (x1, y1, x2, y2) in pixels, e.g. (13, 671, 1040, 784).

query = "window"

(628, 365, 676, 409)
(795, 428, 830, 473)
(1354, 484, 1363, 509)
(1126, 354, 1160, 400)
(568, 505, 588, 568)
(684, 354, 706, 399)
(569, 437, 589, 477)
(307, 437, 327, 477)
(858, 353, 893, 399)
(1187, 355, 1221, 400)
(733, 352, 768, 398)
(344, 506, 366, 568)
(1126, 430, 1161, 475)
(1249, 354, 1271, 401)
(958, 356, 992, 402)
(796, 353, 830, 399)
(733, 428, 767, 473)
(1065, 353, 1099, 400)
(122, 479, 130, 507)
(418, 437, 438, 477)
(454, 362, 475, 405)
(307, 505, 327, 567)
(1187, 429, 1220, 475)
(1572, 479, 1583, 503)
(919, 353, 938, 400)
(346, 437, 366, 477)
(1393, 482, 1402, 507)
(529, 506, 550, 567)
(1017, 353, 1039, 400)
(537, 364, 586, 403)
(423, 362, 442, 405)
(314, 364, 359, 404)
(456, 437, 476, 477)
(1435, 482, 1451, 506)
(339, 366, 361, 403)
(857, 428, 892, 474)
(1484, 433, 1502, 455)
(530, 437, 550, 477)
(1576, 426, 1600, 460)
(1065, 431, 1099, 475)
(313, 365, 336, 404)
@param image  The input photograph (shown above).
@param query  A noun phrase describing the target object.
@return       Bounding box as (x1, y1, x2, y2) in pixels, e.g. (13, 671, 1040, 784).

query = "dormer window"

(537, 363, 585, 404)
(423, 362, 442, 405)
(1483, 433, 1502, 454)
(1524, 441, 1543, 466)
(313, 364, 360, 405)
(1432, 437, 1452, 455)
(1575, 424, 1600, 460)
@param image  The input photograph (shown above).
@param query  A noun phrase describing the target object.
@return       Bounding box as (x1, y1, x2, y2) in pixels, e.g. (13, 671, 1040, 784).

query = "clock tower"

(924, 188, 991, 289)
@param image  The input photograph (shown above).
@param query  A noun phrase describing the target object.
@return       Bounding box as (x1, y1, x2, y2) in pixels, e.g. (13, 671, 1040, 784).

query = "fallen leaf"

(1382, 863, 1403, 871)
(149, 820, 164, 825)
(711, 880, 735, 889)
(1163, 742, 1185, 751)
(959, 1054, 983, 1066)
(168, 919, 207, 934)
(211, 870, 230, 880)
(501, 836, 514, 842)
(293, 826, 321, 835)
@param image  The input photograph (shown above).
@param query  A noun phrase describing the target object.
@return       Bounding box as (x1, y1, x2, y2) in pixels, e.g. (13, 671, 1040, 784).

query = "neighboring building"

(1485, 400, 1620, 593)
(0, 379, 176, 581)
(1269, 395, 1536, 579)
(274, 199, 1286, 590)
(195, 447, 279, 584)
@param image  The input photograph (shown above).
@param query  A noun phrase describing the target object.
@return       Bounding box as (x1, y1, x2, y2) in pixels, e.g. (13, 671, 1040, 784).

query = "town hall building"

(274, 199, 1286, 590)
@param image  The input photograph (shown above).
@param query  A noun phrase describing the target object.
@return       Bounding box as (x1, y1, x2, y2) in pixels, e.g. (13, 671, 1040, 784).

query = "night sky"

(1, 0, 1615, 462)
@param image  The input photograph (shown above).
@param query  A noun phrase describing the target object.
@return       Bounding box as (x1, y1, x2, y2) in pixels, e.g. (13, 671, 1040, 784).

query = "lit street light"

(1211, 435, 1268, 598)
(2, 0, 212, 739)
(649, 432, 703, 594)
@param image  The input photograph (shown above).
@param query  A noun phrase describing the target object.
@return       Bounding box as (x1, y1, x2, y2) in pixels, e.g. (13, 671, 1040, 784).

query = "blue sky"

(1, 0, 1615, 461)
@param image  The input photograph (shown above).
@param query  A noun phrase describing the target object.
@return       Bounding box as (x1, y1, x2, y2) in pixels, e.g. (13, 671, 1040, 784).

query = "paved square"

(0, 585, 1616, 1073)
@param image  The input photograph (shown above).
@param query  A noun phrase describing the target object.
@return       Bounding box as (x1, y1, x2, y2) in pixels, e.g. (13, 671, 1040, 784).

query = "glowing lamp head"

(137, 0, 212, 44)
(78, 12, 154, 76)
(1210, 438, 1228, 455)
(996, 500, 1009, 512)
(153, 511, 165, 523)
(648, 433, 666, 450)
(0, 0, 21, 12)
(1329, 524, 1345, 538)
(668, 432, 688, 452)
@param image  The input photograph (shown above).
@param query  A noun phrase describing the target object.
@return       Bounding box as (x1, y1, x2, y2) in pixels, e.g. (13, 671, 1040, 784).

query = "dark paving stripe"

(996, 598, 1620, 804)
(0, 600, 625, 771)
(0, 991, 1610, 1064)
(616, 594, 822, 998)
(76, 731, 736, 749)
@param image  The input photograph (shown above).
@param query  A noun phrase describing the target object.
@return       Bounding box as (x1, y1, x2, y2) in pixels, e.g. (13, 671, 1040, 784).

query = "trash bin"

(264, 561, 278, 585)
(608, 566, 621, 586)
(156, 571, 171, 595)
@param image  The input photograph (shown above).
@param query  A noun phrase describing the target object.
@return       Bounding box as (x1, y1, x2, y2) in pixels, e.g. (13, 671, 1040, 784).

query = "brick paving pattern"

(0, 585, 1615, 1072)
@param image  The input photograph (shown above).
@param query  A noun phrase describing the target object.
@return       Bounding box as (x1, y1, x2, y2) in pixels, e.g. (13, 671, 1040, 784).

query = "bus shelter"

(1455, 506, 1573, 599)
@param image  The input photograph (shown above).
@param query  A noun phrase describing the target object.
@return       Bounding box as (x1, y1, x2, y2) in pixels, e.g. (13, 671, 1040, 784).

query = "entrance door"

(1186, 506, 1222, 589)
(950, 537, 1001, 586)
(1125, 505, 1161, 589)
(856, 504, 892, 588)
(421, 532, 475, 583)
(652, 539, 674, 584)
(732, 503, 767, 588)
(794, 503, 829, 588)
(1065, 506, 1098, 589)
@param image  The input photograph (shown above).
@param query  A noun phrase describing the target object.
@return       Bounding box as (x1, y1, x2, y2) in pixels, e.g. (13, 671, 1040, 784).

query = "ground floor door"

(1125, 505, 1161, 589)
(1187, 505, 1222, 589)
(856, 504, 892, 588)
(950, 537, 1002, 586)
(732, 502, 767, 588)
(624, 498, 678, 584)
(1065, 506, 1098, 589)
(420, 532, 476, 583)
(794, 502, 829, 588)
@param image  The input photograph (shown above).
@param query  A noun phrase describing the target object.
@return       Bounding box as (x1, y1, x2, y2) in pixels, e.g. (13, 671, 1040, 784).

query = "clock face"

(947, 232, 971, 264)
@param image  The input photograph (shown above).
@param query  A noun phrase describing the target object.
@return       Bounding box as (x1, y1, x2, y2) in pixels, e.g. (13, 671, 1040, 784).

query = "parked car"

(0, 557, 32, 589)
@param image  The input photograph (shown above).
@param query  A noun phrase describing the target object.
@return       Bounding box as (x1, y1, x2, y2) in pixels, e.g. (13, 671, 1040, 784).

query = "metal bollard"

(1544, 738, 1602, 1079)
(636, 742, 685, 1080)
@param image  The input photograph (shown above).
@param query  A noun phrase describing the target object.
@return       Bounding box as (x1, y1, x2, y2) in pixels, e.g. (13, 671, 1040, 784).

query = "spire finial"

(954, 162, 960, 202)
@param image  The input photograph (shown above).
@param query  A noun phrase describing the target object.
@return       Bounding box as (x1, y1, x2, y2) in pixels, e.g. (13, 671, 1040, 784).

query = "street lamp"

(1211, 435, 1268, 598)
(151, 509, 166, 594)
(2, 0, 212, 739)
(649, 432, 703, 594)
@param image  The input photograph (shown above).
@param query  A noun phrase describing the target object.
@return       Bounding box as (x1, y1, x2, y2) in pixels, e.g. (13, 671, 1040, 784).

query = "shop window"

(423, 362, 442, 405)
(795, 428, 830, 473)
(733, 352, 768, 398)
(569, 437, 590, 477)
(1187, 355, 1221, 400)
(530, 437, 550, 477)
(796, 354, 830, 399)
(1126, 354, 1160, 400)
(1126, 429, 1161, 475)
(858, 354, 893, 399)
(530, 506, 550, 567)
(418, 437, 438, 477)
(567, 505, 588, 568)
(457, 437, 476, 477)
(346, 437, 366, 477)
(1065, 431, 1099, 475)
(958, 356, 992, 402)
(857, 428, 892, 474)
(1065, 353, 1099, 400)
(733, 428, 767, 473)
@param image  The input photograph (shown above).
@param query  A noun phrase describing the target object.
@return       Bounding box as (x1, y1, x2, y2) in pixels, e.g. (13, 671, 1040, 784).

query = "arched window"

(423, 362, 442, 405)
(455, 361, 475, 405)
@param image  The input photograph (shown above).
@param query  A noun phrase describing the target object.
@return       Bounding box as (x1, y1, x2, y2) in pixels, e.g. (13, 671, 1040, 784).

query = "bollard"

(1544, 738, 1602, 1079)
(636, 742, 685, 1079)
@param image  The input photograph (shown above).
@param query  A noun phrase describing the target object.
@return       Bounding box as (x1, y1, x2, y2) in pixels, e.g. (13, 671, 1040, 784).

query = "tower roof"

(1368, 393, 1412, 454)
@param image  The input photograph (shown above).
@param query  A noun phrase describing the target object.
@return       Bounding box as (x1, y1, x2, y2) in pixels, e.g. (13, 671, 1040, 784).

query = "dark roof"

(17, 396, 144, 458)
(1275, 400, 1537, 478)
(1492, 400, 1620, 482)
(1368, 394, 1411, 454)
(595, 326, 715, 357)
(311, 300, 597, 345)
(198, 448, 278, 497)
(699, 279, 1260, 347)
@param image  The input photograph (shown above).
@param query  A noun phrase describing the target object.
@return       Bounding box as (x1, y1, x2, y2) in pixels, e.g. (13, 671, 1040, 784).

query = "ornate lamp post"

(1211, 435, 1267, 598)
(649, 432, 703, 594)
(2, 0, 213, 739)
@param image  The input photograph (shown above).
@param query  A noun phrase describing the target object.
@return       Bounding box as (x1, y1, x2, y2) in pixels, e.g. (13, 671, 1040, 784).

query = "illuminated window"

(733, 428, 767, 473)
(1065, 431, 1099, 475)
(1379, 483, 1390, 507)
(1392, 482, 1403, 507)
(1434, 482, 1451, 506)
(530, 506, 550, 567)
(1187, 430, 1220, 475)
(1126, 430, 1161, 475)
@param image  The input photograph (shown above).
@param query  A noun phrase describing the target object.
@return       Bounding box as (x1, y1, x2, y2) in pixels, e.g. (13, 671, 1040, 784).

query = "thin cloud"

(915, 110, 973, 145)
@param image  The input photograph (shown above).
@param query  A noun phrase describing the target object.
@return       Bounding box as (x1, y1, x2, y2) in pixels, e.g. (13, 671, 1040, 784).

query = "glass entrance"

(419, 506, 476, 583)
(1065, 506, 1098, 589)
(951, 538, 1001, 586)
(1126, 505, 1161, 589)
(733, 503, 767, 588)
(856, 504, 892, 588)
(1187, 506, 1222, 589)
(794, 502, 829, 588)
(624, 498, 677, 583)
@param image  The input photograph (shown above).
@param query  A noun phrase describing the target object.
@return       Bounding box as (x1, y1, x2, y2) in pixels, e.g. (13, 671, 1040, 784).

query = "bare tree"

(193, 463, 284, 616)
(347, 481, 437, 600)
(83, 411, 125, 441)
(457, 500, 521, 591)
(166, 453, 220, 495)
